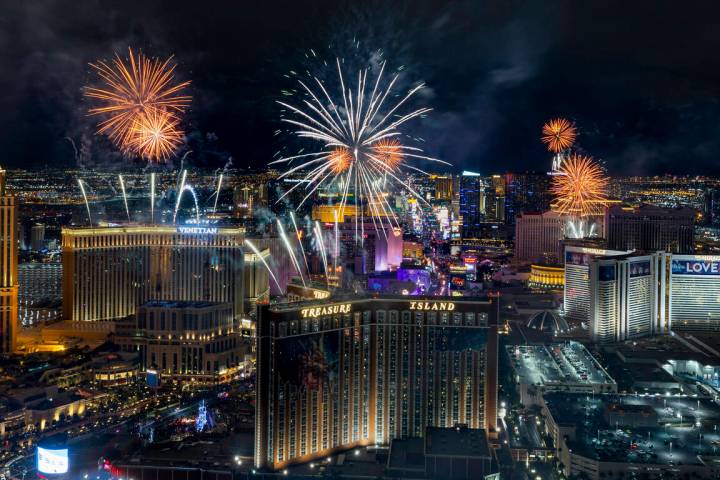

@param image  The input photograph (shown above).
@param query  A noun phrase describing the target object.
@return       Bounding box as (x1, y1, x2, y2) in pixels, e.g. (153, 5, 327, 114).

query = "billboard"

(672, 259, 720, 276)
(565, 251, 590, 266)
(629, 260, 651, 278)
(598, 265, 615, 282)
(37, 447, 69, 474)
(276, 331, 340, 390)
(146, 369, 160, 388)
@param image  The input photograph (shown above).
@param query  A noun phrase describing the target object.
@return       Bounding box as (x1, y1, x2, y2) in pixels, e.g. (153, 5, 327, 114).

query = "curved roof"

(527, 310, 569, 334)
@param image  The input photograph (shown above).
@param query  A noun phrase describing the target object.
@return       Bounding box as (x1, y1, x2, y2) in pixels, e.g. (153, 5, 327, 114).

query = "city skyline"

(2, 1, 720, 175)
(6, 3, 720, 480)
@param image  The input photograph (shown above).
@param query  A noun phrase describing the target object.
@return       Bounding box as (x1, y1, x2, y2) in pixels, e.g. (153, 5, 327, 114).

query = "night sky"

(2, 0, 720, 175)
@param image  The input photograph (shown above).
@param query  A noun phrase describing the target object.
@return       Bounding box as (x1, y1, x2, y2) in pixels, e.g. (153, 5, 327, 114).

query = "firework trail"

(313, 221, 330, 286)
(84, 47, 190, 161)
(65, 137, 79, 162)
(213, 173, 223, 213)
(290, 212, 311, 274)
(173, 169, 188, 223)
(77, 179, 92, 225)
(174, 184, 200, 224)
(244, 239, 282, 292)
(276, 219, 306, 287)
(333, 208, 339, 275)
(118, 174, 130, 220)
(271, 58, 449, 237)
(185, 185, 201, 224)
(178, 150, 192, 175)
(567, 220, 597, 239)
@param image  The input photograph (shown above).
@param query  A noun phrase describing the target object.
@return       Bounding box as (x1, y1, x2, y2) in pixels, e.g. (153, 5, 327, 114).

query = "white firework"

(271, 58, 449, 237)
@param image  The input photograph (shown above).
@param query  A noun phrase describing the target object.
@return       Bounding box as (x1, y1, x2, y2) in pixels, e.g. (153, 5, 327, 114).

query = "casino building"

(62, 225, 245, 324)
(254, 295, 499, 470)
(564, 245, 630, 323)
(566, 249, 720, 342)
(114, 300, 247, 384)
(588, 252, 666, 343)
(0, 168, 17, 353)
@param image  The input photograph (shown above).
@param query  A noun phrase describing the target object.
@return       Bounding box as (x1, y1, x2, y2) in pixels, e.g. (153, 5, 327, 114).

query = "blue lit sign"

(672, 260, 720, 275)
(598, 265, 615, 281)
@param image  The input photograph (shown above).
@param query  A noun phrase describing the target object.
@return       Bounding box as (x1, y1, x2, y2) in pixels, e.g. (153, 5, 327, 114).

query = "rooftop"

(613, 334, 718, 366)
(424, 426, 491, 458)
(268, 294, 494, 313)
(526, 310, 569, 335)
(507, 341, 616, 387)
(388, 437, 425, 471)
(544, 392, 720, 466)
(140, 300, 227, 310)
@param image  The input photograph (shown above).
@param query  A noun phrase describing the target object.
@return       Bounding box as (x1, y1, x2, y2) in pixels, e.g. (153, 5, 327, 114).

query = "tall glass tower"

(459, 171, 483, 239)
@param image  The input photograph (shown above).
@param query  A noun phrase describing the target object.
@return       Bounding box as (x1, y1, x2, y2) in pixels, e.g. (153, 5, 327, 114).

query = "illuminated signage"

(672, 259, 720, 275)
(409, 301, 455, 311)
(598, 265, 615, 282)
(177, 227, 218, 235)
(287, 284, 331, 300)
(566, 251, 590, 266)
(629, 260, 651, 278)
(37, 447, 69, 474)
(300, 303, 351, 318)
(146, 368, 160, 388)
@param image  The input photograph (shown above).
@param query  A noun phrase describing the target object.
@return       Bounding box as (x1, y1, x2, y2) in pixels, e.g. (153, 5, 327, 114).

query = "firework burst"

(551, 154, 609, 217)
(329, 147, 352, 174)
(271, 58, 449, 235)
(372, 138, 404, 170)
(126, 108, 184, 161)
(542, 118, 577, 153)
(84, 47, 190, 160)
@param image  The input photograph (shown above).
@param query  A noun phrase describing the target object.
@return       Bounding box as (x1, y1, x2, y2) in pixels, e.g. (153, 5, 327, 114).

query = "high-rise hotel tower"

(255, 295, 499, 470)
(0, 168, 18, 353)
(62, 225, 245, 324)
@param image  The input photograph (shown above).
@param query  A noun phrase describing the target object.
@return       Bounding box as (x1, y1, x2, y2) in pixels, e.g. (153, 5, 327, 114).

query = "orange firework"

(372, 138, 404, 169)
(542, 118, 577, 153)
(126, 108, 184, 162)
(84, 47, 190, 157)
(329, 147, 351, 174)
(551, 154, 608, 217)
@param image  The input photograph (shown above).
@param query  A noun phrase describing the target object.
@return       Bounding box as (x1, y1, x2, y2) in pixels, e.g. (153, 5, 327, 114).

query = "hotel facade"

(588, 252, 665, 343)
(564, 245, 630, 323)
(565, 246, 720, 342)
(0, 169, 17, 353)
(254, 295, 499, 470)
(62, 225, 245, 323)
(114, 300, 247, 384)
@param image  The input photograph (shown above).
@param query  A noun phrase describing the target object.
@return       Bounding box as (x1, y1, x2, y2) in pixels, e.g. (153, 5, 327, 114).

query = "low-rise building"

(386, 426, 496, 480)
(115, 301, 250, 385)
(603, 402, 658, 428)
(528, 264, 564, 291)
(542, 392, 720, 480)
(424, 426, 494, 480)
(507, 342, 616, 406)
(90, 352, 139, 387)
